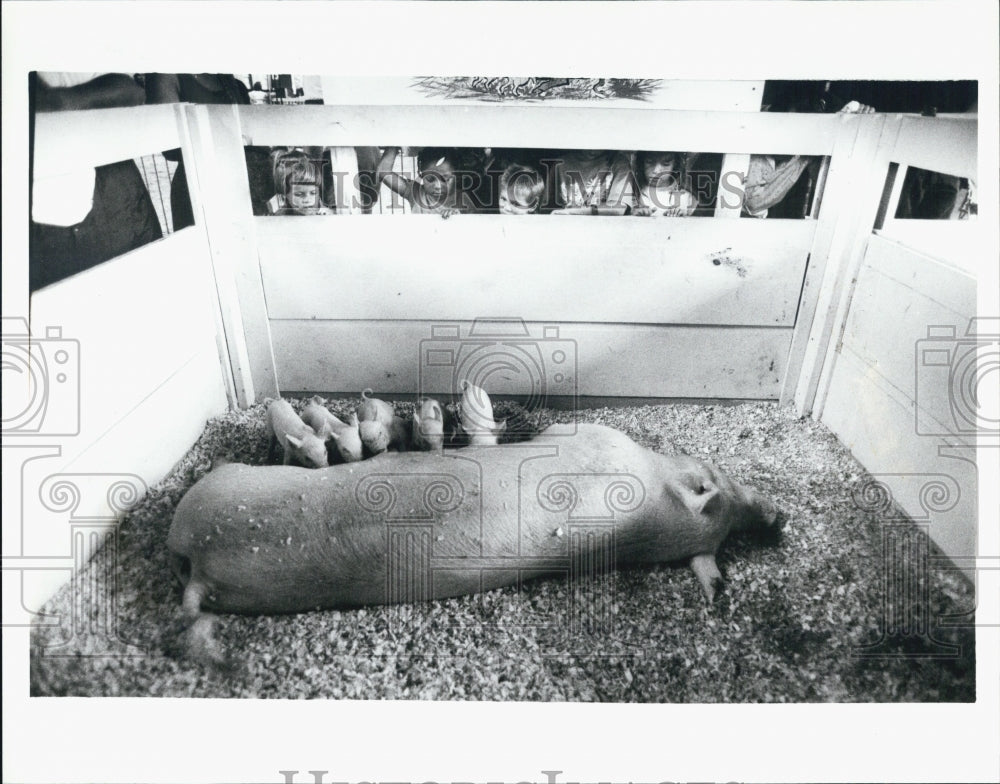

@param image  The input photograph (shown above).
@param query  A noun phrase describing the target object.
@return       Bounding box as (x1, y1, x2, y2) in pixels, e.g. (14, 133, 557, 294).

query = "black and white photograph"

(3, 2, 999, 784)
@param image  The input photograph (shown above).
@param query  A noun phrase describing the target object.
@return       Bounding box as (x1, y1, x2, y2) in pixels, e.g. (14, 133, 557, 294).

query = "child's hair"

(634, 150, 685, 189)
(416, 147, 457, 175)
(500, 164, 546, 213)
(272, 150, 323, 197)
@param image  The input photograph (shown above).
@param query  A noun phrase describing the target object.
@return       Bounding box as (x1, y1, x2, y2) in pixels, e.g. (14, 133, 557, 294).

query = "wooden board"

(821, 231, 979, 567)
(890, 116, 978, 180)
(19, 227, 229, 609)
(28, 229, 224, 443)
(256, 216, 815, 327)
(822, 346, 977, 568)
(33, 105, 184, 176)
(237, 104, 844, 156)
(838, 234, 977, 436)
(782, 113, 896, 413)
(269, 320, 791, 400)
(873, 222, 985, 277)
(189, 104, 279, 403)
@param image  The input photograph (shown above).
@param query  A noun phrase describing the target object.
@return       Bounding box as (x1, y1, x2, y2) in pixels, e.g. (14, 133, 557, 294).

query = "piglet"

(266, 399, 329, 469)
(412, 397, 445, 451)
(301, 396, 363, 463)
(356, 389, 409, 456)
(356, 389, 390, 456)
(459, 380, 507, 446)
(359, 417, 411, 457)
(357, 388, 395, 427)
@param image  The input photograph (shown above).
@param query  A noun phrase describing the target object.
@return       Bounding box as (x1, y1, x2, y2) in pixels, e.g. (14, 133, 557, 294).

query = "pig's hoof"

(706, 576, 725, 603)
(185, 614, 230, 671)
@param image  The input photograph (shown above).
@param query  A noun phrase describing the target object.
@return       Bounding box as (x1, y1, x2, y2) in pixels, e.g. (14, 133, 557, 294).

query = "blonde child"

(270, 150, 332, 215)
(498, 163, 546, 215)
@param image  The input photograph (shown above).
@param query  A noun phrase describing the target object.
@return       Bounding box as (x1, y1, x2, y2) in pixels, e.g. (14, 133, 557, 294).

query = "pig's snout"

(755, 494, 783, 529)
(742, 490, 785, 544)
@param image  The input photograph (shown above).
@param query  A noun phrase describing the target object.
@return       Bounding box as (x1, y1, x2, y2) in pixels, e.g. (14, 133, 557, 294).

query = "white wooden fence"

(11, 99, 981, 609)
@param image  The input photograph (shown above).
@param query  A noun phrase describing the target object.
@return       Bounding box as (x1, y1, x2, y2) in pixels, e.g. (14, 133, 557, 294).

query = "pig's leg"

(690, 553, 724, 602)
(180, 575, 228, 667)
(267, 432, 279, 464)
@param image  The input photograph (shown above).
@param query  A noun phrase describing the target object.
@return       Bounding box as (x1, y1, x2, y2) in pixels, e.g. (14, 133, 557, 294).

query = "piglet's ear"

(348, 413, 359, 426)
(286, 434, 304, 449)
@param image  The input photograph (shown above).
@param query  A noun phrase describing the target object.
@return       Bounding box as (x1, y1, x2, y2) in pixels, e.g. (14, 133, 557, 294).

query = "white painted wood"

(821, 345, 977, 568)
(812, 116, 980, 420)
(814, 114, 982, 567)
(256, 216, 815, 326)
(319, 77, 764, 112)
(714, 154, 750, 217)
(11, 345, 227, 613)
(33, 105, 183, 176)
(838, 235, 977, 431)
(808, 157, 830, 219)
(874, 222, 985, 277)
(786, 114, 900, 414)
(21, 220, 229, 611)
(890, 116, 978, 180)
(188, 104, 279, 403)
(269, 320, 791, 399)
(237, 104, 842, 155)
(880, 162, 911, 228)
(28, 228, 226, 451)
(169, 103, 237, 410)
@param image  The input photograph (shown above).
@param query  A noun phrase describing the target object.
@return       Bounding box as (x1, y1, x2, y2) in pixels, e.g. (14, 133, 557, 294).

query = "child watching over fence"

(633, 151, 698, 217)
(743, 94, 875, 218)
(548, 149, 636, 215)
(498, 163, 546, 215)
(269, 150, 332, 215)
(375, 147, 475, 216)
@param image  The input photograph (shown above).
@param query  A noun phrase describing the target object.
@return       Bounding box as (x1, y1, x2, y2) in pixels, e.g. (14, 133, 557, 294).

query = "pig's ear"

(286, 434, 304, 449)
(348, 412, 359, 427)
(692, 480, 721, 516)
(413, 413, 422, 430)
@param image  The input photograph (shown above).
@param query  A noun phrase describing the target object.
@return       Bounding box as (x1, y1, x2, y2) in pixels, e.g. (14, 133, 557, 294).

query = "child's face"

(420, 160, 456, 201)
(644, 155, 678, 187)
(499, 169, 542, 215)
(287, 182, 320, 210)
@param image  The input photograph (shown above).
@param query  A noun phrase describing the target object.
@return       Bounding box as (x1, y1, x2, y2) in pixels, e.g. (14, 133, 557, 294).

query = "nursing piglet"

(301, 396, 363, 463)
(356, 389, 408, 456)
(412, 397, 445, 451)
(265, 399, 328, 469)
(459, 380, 507, 446)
